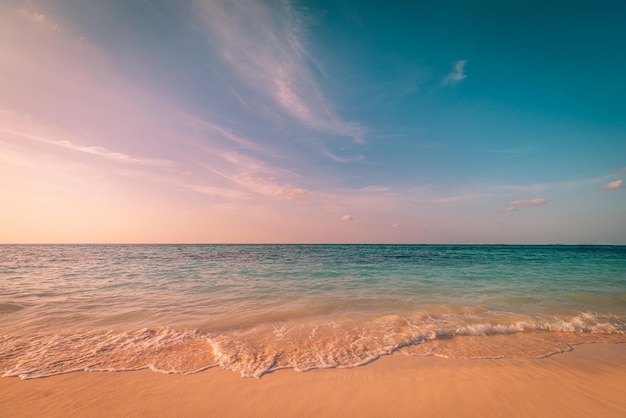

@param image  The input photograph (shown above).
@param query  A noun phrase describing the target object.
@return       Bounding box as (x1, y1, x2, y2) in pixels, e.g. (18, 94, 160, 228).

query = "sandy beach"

(1, 343, 624, 418)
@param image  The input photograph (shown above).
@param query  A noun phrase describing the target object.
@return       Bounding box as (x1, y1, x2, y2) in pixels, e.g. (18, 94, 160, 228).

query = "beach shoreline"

(1, 342, 624, 418)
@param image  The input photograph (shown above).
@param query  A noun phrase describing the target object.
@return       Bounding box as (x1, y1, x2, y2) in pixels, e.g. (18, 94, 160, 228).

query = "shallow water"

(1, 244, 625, 378)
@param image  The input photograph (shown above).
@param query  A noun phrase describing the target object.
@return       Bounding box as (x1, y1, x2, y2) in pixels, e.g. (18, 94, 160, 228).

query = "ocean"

(1, 244, 625, 379)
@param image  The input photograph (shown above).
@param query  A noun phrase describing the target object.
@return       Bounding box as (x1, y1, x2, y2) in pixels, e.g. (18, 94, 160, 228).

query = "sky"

(1, 0, 625, 244)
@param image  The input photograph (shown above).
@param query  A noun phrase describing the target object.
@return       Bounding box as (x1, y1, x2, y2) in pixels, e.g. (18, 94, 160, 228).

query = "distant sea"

(1, 244, 625, 378)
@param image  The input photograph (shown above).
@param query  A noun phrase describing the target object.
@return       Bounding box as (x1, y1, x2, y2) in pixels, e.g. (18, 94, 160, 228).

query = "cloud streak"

(442, 60, 467, 86)
(194, 150, 313, 202)
(506, 198, 548, 211)
(0, 127, 171, 167)
(322, 149, 365, 163)
(193, 0, 365, 141)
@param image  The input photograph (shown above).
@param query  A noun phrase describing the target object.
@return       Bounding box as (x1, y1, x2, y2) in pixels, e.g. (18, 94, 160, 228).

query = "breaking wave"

(2, 311, 624, 379)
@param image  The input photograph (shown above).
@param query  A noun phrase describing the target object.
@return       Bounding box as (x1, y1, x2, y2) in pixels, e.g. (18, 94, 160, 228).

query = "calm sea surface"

(1, 244, 625, 378)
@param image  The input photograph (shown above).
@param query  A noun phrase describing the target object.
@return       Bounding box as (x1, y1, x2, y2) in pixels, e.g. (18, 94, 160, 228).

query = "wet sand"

(1, 343, 624, 418)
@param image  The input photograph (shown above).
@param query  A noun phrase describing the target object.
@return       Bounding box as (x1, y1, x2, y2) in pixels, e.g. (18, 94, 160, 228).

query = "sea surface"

(1, 244, 625, 379)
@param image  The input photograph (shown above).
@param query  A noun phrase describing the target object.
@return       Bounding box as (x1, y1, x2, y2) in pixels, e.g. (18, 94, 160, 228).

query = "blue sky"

(1, 0, 625, 243)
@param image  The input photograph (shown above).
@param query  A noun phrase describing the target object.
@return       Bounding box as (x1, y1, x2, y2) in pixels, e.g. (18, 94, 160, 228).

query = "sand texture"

(1, 343, 625, 418)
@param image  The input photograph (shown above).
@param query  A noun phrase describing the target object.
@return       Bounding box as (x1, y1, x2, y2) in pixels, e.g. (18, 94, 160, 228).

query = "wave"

(1, 312, 624, 379)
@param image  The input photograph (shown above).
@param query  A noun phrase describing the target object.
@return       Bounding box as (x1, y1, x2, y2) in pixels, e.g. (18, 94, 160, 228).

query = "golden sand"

(1, 343, 624, 418)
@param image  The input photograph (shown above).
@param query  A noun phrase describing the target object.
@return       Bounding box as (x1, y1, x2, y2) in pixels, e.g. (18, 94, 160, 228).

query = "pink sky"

(1, 2, 624, 244)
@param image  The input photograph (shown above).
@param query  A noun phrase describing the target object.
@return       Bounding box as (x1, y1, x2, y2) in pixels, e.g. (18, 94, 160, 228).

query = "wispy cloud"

(322, 149, 365, 163)
(233, 173, 312, 201)
(442, 60, 467, 86)
(432, 195, 468, 204)
(495, 174, 614, 193)
(428, 188, 485, 205)
(495, 183, 551, 193)
(359, 186, 392, 193)
(0, 127, 171, 167)
(177, 183, 249, 200)
(192, 0, 365, 141)
(602, 179, 623, 190)
(506, 198, 548, 211)
(272, 187, 310, 200)
(17, 7, 60, 29)
(341, 214, 353, 221)
(179, 111, 279, 157)
(195, 151, 313, 202)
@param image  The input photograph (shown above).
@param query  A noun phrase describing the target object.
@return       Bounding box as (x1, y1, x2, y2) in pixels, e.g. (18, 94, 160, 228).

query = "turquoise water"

(1, 244, 625, 378)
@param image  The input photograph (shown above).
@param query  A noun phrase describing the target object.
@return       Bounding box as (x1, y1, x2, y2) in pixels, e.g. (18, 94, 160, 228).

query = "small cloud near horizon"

(442, 60, 467, 86)
(506, 198, 548, 211)
(341, 214, 353, 221)
(602, 179, 623, 190)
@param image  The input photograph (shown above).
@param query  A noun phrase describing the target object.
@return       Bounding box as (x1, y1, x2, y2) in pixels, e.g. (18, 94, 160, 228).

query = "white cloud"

(602, 179, 623, 190)
(442, 60, 467, 86)
(193, 0, 365, 141)
(341, 214, 353, 221)
(506, 198, 548, 211)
